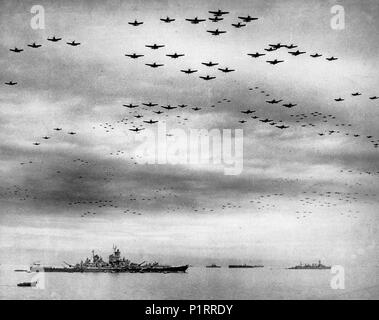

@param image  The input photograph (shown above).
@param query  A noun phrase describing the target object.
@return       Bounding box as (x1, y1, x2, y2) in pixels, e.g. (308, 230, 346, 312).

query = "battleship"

(288, 260, 331, 270)
(28, 246, 189, 273)
(228, 264, 264, 268)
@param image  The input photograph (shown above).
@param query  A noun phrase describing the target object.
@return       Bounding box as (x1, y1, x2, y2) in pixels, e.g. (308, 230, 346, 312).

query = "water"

(1, 265, 378, 299)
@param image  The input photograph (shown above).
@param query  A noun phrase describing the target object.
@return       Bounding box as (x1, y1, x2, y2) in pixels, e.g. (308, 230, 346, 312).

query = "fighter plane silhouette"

(266, 59, 284, 65)
(128, 20, 143, 26)
(202, 61, 219, 67)
(160, 17, 175, 23)
(186, 17, 206, 24)
(27, 42, 42, 48)
(125, 53, 144, 58)
(66, 41, 80, 46)
(199, 75, 216, 80)
(248, 52, 265, 58)
(47, 36, 62, 42)
(145, 44, 165, 49)
(166, 53, 185, 58)
(207, 29, 227, 35)
(181, 69, 198, 74)
(9, 47, 23, 53)
(145, 62, 164, 68)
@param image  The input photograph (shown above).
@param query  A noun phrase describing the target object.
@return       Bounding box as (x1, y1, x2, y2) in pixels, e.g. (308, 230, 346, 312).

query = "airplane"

(209, 16, 223, 22)
(199, 75, 216, 80)
(351, 92, 362, 96)
(260, 119, 273, 123)
(47, 36, 62, 42)
(269, 43, 286, 49)
(134, 115, 143, 118)
(154, 110, 163, 114)
(288, 50, 306, 56)
(209, 9, 229, 16)
(9, 47, 23, 53)
(66, 41, 80, 46)
(129, 127, 145, 132)
(4, 81, 17, 85)
(143, 120, 158, 124)
(218, 67, 235, 73)
(266, 99, 283, 104)
(33, 142, 40, 146)
(326, 56, 338, 61)
(160, 17, 175, 23)
(231, 22, 246, 28)
(145, 44, 165, 49)
(241, 109, 255, 114)
(286, 44, 298, 49)
(123, 104, 139, 108)
(142, 102, 158, 107)
(283, 103, 297, 108)
(162, 105, 177, 110)
(192, 107, 201, 111)
(185, 17, 206, 24)
(128, 20, 143, 26)
(334, 98, 344, 102)
(266, 59, 284, 65)
(251, 116, 259, 119)
(369, 96, 379, 100)
(264, 47, 277, 52)
(247, 52, 265, 58)
(166, 53, 185, 58)
(125, 53, 144, 58)
(207, 29, 227, 35)
(42, 136, 51, 139)
(318, 133, 325, 136)
(310, 53, 322, 58)
(145, 62, 164, 68)
(180, 68, 198, 74)
(239, 120, 247, 123)
(276, 125, 289, 129)
(238, 15, 258, 22)
(54, 128, 62, 131)
(178, 104, 187, 108)
(27, 42, 42, 48)
(68, 132, 77, 135)
(202, 61, 219, 67)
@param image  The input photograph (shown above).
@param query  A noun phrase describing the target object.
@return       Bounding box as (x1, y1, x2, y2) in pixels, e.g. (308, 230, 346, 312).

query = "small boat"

(206, 264, 221, 268)
(17, 281, 37, 287)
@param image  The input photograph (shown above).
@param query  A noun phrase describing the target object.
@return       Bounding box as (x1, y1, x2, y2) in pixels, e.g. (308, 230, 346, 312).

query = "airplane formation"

(2, 8, 379, 220)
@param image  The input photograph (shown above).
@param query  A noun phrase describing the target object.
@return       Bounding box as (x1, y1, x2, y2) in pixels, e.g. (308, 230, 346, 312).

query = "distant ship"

(28, 246, 189, 273)
(17, 281, 37, 287)
(288, 260, 331, 270)
(206, 264, 221, 268)
(228, 264, 264, 268)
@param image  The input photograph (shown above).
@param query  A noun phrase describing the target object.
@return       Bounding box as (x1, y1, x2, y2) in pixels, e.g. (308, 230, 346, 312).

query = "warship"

(228, 264, 264, 268)
(29, 246, 189, 273)
(206, 264, 221, 268)
(288, 260, 331, 270)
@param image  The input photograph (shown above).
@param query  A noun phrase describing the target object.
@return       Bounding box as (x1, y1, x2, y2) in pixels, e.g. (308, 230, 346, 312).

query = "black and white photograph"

(0, 0, 378, 301)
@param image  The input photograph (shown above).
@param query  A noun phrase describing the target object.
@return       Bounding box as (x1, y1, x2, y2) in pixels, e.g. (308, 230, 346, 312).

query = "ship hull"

(32, 265, 189, 273)
(228, 265, 264, 268)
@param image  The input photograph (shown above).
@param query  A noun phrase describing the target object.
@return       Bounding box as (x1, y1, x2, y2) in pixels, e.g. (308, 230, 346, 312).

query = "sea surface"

(1, 265, 378, 299)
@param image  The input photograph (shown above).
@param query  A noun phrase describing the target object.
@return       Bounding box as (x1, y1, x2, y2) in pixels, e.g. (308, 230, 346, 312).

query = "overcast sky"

(0, 0, 378, 266)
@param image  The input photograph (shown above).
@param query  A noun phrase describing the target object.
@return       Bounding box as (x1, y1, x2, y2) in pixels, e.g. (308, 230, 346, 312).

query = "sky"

(0, 0, 379, 267)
